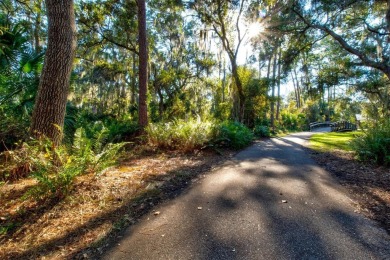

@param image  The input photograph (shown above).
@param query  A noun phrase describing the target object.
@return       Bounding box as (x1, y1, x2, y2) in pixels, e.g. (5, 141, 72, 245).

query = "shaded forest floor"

(0, 140, 389, 259)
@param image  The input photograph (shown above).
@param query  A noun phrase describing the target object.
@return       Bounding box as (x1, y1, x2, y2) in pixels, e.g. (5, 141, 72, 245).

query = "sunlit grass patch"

(310, 131, 362, 152)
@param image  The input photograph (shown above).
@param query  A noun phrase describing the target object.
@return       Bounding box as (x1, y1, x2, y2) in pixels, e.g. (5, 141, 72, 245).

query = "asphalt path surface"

(103, 132, 390, 260)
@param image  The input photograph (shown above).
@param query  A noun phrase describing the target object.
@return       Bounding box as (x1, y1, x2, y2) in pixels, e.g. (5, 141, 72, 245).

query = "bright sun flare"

(247, 22, 264, 39)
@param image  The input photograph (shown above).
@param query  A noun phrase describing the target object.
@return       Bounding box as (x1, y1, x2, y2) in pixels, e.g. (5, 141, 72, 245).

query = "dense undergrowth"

(0, 126, 127, 201)
(351, 119, 390, 166)
(146, 120, 257, 151)
(0, 118, 261, 202)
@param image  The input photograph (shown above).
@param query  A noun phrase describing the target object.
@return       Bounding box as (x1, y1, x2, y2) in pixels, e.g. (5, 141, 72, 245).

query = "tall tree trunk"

(270, 48, 277, 129)
(137, 0, 148, 128)
(302, 53, 312, 98)
(30, 0, 76, 146)
(258, 51, 262, 79)
(293, 68, 301, 107)
(291, 73, 299, 109)
(157, 87, 164, 118)
(121, 82, 126, 116)
(276, 46, 281, 121)
(267, 54, 272, 80)
(131, 52, 137, 106)
(231, 61, 245, 122)
(222, 59, 226, 102)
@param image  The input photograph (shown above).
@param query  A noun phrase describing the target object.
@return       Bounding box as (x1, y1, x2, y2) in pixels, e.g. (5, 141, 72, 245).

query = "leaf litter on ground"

(0, 147, 234, 259)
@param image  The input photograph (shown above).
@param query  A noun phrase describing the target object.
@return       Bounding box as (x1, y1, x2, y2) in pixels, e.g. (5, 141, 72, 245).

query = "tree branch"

(292, 7, 389, 75)
(78, 19, 139, 55)
(235, 0, 246, 58)
(98, 30, 139, 55)
(364, 20, 389, 36)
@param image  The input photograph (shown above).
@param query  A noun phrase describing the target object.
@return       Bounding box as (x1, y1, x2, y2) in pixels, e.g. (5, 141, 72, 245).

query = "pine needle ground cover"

(0, 148, 233, 259)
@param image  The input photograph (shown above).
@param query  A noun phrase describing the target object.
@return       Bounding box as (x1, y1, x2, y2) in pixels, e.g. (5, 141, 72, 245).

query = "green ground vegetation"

(351, 120, 390, 166)
(310, 131, 362, 152)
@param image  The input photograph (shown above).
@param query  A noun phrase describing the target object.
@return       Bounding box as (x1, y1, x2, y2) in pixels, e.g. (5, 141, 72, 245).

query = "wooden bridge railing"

(309, 121, 357, 132)
(309, 121, 333, 131)
(330, 121, 357, 132)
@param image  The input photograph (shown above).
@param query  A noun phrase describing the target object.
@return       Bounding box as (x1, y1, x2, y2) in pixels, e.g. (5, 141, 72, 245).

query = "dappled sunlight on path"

(103, 132, 390, 260)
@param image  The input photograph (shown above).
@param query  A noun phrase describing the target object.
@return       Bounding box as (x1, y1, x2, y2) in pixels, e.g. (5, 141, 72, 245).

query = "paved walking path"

(103, 132, 390, 260)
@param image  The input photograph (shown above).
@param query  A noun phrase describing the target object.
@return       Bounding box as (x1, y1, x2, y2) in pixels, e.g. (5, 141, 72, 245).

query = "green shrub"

(254, 125, 270, 137)
(65, 110, 139, 145)
(1, 127, 126, 200)
(146, 122, 173, 149)
(146, 119, 215, 152)
(106, 120, 139, 143)
(146, 120, 253, 151)
(351, 119, 390, 166)
(215, 121, 253, 149)
(280, 112, 306, 131)
(72, 127, 127, 173)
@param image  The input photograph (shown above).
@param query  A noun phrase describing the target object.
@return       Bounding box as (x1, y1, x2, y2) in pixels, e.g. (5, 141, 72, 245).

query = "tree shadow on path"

(100, 134, 390, 259)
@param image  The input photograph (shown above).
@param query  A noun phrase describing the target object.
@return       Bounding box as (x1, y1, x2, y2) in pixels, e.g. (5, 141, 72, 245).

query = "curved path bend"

(103, 132, 390, 260)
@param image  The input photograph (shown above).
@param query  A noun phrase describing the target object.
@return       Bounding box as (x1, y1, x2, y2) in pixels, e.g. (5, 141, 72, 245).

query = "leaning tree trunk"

(137, 0, 149, 129)
(30, 0, 76, 146)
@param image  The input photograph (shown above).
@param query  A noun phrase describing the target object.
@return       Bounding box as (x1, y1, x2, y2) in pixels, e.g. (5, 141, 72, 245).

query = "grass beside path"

(310, 131, 362, 152)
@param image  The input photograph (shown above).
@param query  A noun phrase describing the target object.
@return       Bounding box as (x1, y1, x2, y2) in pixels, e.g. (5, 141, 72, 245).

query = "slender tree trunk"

(267, 54, 272, 80)
(270, 48, 277, 129)
(293, 68, 301, 107)
(291, 73, 299, 109)
(32, 1, 43, 79)
(30, 0, 76, 146)
(99, 81, 104, 114)
(34, 6, 42, 53)
(258, 51, 262, 79)
(218, 55, 222, 81)
(276, 46, 281, 120)
(302, 53, 311, 97)
(222, 59, 226, 102)
(229, 55, 245, 123)
(157, 87, 164, 118)
(120, 82, 126, 116)
(138, 0, 148, 128)
(131, 52, 137, 106)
